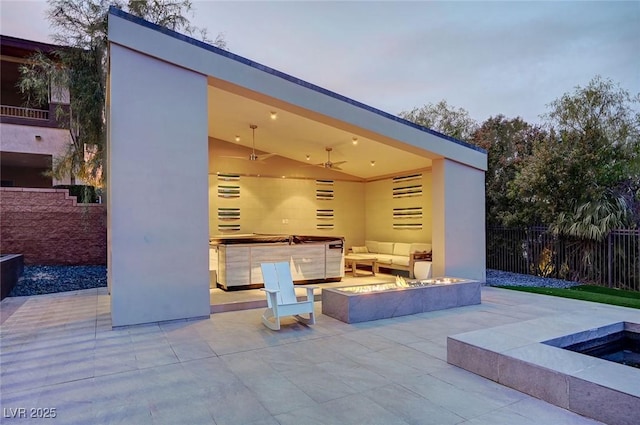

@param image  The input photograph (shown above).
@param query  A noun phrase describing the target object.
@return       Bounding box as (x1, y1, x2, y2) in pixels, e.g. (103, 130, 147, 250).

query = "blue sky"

(1, 1, 638, 125)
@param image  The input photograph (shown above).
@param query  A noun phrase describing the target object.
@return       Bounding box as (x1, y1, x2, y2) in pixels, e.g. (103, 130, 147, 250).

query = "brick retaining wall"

(0, 188, 106, 265)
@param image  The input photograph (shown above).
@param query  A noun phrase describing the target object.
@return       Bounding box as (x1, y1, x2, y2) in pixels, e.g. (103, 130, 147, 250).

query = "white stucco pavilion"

(107, 8, 487, 327)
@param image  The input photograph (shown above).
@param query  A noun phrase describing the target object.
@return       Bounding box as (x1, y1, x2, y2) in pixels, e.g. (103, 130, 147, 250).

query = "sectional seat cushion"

(393, 243, 411, 257)
(378, 242, 395, 255)
(389, 256, 410, 267)
(352, 246, 369, 254)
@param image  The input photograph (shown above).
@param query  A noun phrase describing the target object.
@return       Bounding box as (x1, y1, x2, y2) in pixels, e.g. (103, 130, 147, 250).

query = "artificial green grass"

(496, 285, 640, 309)
(569, 285, 640, 300)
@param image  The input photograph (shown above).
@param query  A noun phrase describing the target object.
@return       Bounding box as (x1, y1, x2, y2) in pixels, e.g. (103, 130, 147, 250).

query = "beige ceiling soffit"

(207, 76, 436, 160)
(209, 137, 365, 182)
(209, 136, 271, 155)
(208, 172, 364, 183)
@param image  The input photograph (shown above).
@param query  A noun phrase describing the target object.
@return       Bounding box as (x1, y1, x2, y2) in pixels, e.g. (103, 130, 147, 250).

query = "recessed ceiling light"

(370, 160, 376, 166)
(352, 137, 358, 145)
(235, 135, 240, 142)
(306, 155, 310, 161)
(270, 111, 277, 120)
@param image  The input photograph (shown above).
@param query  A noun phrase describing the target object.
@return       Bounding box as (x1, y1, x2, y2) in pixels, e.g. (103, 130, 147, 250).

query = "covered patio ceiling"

(208, 81, 437, 181)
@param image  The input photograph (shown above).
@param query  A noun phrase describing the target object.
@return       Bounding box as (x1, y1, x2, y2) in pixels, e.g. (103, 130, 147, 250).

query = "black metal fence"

(487, 226, 640, 291)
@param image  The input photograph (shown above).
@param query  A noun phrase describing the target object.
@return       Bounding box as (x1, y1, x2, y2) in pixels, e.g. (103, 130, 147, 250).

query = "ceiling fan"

(223, 124, 276, 162)
(315, 147, 347, 170)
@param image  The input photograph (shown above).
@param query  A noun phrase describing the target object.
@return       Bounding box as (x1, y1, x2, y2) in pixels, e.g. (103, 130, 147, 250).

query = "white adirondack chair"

(260, 262, 316, 330)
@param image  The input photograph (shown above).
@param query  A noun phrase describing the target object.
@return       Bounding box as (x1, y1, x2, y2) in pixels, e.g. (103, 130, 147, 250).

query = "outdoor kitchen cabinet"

(210, 234, 344, 290)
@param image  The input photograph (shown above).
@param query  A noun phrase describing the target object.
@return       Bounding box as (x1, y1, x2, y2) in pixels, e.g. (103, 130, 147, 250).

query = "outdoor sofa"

(350, 240, 432, 278)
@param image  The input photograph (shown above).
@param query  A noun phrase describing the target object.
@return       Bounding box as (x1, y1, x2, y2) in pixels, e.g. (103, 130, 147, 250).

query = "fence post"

(555, 233, 561, 279)
(607, 232, 612, 288)
(526, 227, 531, 275)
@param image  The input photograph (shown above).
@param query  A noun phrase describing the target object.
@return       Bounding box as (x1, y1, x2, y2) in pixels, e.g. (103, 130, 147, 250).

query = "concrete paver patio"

(0, 286, 621, 424)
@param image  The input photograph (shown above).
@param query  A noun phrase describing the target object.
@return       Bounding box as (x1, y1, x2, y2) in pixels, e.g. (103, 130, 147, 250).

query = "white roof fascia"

(108, 10, 487, 171)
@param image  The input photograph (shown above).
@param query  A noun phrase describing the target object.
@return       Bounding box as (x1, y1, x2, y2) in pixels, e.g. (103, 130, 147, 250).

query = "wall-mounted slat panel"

(218, 208, 240, 220)
(218, 185, 240, 198)
(392, 223, 423, 230)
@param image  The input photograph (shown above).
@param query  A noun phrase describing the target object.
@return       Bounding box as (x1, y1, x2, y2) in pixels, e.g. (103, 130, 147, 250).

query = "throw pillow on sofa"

(365, 240, 379, 253)
(352, 246, 369, 254)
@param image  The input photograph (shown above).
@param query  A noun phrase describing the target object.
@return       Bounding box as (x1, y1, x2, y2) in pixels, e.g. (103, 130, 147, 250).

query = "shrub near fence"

(487, 226, 640, 292)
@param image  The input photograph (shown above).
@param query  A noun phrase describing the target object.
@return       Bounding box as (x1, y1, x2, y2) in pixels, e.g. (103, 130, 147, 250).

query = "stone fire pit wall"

(322, 279, 481, 323)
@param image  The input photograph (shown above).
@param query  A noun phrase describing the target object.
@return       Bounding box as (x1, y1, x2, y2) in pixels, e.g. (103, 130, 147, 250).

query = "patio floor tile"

(0, 286, 615, 424)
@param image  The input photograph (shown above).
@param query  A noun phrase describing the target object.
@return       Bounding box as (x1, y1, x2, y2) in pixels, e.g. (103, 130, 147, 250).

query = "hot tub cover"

(210, 234, 344, 246)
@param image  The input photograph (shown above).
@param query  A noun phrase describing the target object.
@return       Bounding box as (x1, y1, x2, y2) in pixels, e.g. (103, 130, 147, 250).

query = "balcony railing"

(1, 105, 49, 120)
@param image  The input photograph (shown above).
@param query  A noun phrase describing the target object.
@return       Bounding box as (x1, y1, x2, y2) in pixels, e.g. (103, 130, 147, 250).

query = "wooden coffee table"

(344, 255, 378, 277)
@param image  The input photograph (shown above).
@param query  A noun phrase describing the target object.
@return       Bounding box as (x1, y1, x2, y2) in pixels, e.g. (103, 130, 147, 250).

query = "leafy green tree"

(511, 76, 640, 240)
(399, 100, 478, 141)
(470, 115, 545, 226)
(18, 0, 225, 186)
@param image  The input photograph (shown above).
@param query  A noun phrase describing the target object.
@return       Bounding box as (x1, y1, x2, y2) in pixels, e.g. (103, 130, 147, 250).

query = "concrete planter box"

(322, 278, 480, 323)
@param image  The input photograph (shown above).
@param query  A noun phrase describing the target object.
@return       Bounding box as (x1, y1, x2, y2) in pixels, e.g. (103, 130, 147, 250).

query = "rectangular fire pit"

(322, 278, 480, 323)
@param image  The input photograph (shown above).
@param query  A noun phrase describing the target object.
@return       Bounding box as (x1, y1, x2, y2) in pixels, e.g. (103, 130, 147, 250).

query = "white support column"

(108, 44, 209, 327)
(432, 158, 486, 281)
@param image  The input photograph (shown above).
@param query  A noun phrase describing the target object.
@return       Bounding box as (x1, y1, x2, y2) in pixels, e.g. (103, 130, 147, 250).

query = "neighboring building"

(0, 35, 73, 188)
(107, 8, 488, 327)
(0, 36, 106, 268)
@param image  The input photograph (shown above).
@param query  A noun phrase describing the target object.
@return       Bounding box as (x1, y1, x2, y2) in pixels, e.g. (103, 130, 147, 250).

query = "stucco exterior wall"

(0, 123, 73, 185)
(108, 43, 209, 327)
(364, 173, 432, 245)
(207, 169, 433, 251)
(209, 175, 365, 248)
(1, 123, 69, 156)
(432, 158, 486, 281)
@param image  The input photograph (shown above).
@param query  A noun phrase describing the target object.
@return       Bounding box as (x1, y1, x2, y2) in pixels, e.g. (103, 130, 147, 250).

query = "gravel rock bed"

(6, 266, 578, 297)
(486, 269, 580, 289)
(9, 265, 107, 296)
